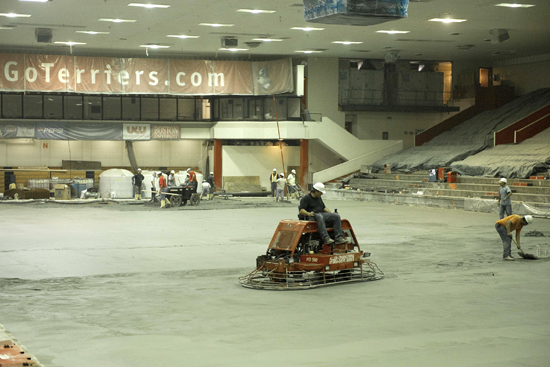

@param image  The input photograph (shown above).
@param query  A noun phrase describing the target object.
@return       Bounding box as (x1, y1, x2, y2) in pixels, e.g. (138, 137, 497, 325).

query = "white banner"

(123, 124, 150, 140)
(152, 125, 179, 140)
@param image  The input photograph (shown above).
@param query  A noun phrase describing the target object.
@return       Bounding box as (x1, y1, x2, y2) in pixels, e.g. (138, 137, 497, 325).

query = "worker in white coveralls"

(168, 170, 176, 187)
(287, 169, 298, 199)
(497, 178, 513, 219)
(495, 214, 533, 260)
(298, 182, 347, 246)
(132, 168, 144, 200)
(150, 171, 157, 202)
(276, 173, 286, 202)
(200, 180, 211, 200)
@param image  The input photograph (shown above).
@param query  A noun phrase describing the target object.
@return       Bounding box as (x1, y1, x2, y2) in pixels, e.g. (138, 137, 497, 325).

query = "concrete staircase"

(347, 172, 550, 204)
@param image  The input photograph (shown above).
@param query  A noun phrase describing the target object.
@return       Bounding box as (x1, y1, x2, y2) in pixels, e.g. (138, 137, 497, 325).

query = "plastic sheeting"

(450, 127, 550, 178)
(372, 88, 550, 173)
(303, 0, 408, 26)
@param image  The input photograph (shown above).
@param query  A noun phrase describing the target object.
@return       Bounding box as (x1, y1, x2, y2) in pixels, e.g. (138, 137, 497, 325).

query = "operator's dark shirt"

(299, 192, 326, 213)
(132, 173, 144, 186)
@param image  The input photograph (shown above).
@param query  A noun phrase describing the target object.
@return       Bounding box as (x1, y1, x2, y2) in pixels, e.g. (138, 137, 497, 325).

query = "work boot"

(135, 194, 139, 200)
(503, 256, 514, 261)
(335, 237, 348, 245)
(160, 199, 166, 208)
(324, 238, 334, 245)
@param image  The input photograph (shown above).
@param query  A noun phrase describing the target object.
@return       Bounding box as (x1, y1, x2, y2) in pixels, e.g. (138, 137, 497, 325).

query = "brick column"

(300, 139, 308, 189)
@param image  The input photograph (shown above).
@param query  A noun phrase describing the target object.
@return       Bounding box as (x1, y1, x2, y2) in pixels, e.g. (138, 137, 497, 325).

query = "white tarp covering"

(372, 88, 550, 174)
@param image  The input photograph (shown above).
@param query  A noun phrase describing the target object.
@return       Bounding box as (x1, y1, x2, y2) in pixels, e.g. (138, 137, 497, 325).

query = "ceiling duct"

(35, 28, 53, 43)
(302, 0, 409, 26)
(489, 29, 510, 44)
(221, 38, 238, 47)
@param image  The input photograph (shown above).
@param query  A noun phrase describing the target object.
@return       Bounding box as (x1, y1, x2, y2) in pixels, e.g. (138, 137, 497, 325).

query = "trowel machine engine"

(238, 218, 383, 290)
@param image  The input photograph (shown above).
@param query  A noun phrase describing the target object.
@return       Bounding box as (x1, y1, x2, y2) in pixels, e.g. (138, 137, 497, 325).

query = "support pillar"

(214, 139, 222, 190)
(300, 139, 309, 189)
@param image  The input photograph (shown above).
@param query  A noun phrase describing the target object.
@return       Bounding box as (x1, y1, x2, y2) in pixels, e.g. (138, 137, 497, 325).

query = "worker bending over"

(495, 214, 533, 260)
(298, 182, 346, 245)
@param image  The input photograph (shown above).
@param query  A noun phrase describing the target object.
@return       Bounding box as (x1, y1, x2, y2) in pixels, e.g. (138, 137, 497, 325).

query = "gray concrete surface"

(1, 198, 549, 367)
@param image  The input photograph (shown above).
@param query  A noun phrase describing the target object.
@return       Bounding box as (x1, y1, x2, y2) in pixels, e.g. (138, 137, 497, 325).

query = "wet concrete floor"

(1, 198, 549, 367)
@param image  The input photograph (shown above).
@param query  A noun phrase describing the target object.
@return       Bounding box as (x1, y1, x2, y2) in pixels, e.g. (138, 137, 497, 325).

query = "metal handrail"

(340, 89, 455, 107)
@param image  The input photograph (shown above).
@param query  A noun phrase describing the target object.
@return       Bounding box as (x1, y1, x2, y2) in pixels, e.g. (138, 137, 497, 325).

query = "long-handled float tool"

(513, 238, 538, 260)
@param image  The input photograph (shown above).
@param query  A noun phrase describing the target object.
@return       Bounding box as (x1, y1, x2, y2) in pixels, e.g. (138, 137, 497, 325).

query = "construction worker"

(270, 168, 278, 197)
(168, 170, 176, 187)
(158, 171, 168, 208)
(287, 169, 298, 199)
(187, 168, 198, 193)
(150, 171, 157, 202)
(497, 178, 513, 219)
(276, 173, 286, 202)
(207, 172, 214, 200)
(132, 168, 144, 200)
(495, 214, 533, 260)
(200, 180, 211, 200)
(298, 182, 347, 246)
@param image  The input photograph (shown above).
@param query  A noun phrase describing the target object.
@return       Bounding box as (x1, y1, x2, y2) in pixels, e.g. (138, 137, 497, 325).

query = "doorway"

(479, 68, 493, 88)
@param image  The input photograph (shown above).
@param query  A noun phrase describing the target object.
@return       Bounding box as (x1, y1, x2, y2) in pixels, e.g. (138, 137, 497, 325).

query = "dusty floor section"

(1, 198, 549, 367)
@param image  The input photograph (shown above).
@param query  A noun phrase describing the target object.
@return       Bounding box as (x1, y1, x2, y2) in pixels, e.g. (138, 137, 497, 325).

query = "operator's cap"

(273, 168, 277, 171)
(210, 172, 213, 175)
(499, 178, 507, 183)
(137, 168, 141, 171)
(171, 170, 175, 174)
(524, 215, 533, 224)
(313, 182, 326, 194)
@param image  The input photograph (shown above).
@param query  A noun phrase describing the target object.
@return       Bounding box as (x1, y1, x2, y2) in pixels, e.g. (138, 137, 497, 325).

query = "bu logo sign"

(127, 126, 146, 134)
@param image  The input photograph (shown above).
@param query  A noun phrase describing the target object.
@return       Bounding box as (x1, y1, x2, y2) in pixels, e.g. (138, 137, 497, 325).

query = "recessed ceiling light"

(218, 48, 249, 52)
(54, 41, 86, 45)
(237, 9, 276, 14)
(99, 18, 137, 23)
(0, 13, 31, 18)
(332, 41, 363, 45)
(295, 50, 323, 53)
(429, 18, 467, 23)
(253, 38, 283, 42)
(167, 34, 199, 39)
(495, 3, 535, 8)
(76, 31, 110, 35)
(199, 23, 234, 27)
(376, 30, 410, 34)
(139, 44, 170, 48)
(291, 27, 324, 31)
(128, 3, 170, 8)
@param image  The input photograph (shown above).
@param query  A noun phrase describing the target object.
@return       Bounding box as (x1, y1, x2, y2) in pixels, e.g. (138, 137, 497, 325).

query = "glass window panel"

(177, 99, 194, 120)
(44, 95, 62, 119)
(288, 97, 301, 119)
(64, 96, 83, 119)
(159, 98, 177, 121)
(245, 98, 262, 120)
(23, 95, 43, 119)
(141, 97, 159, 120)
(196, 98, 210, 120)
(2, 94, 23, 118)
(83, 96, 102, 120)
(122, 97, 140, 120)
(218, 98, 243, 120)
(264, 98, 286, 120)
(103, 97, 121, 120)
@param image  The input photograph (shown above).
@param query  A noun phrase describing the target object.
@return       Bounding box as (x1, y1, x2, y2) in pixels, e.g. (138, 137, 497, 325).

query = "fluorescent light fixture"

(332, 41, 363, 45)
(167, 34, 199, 39)
(237, 9, 276, 14)
(295, 50, 323, 54)
(495, 3, 535, 7)
(429, 18, 467, 23)
(218, 48, 249, 52)
(376, 30, 410, 34)
(54, 41, 86, 45)
(199, 23, 234, 27)
(76, 31, 110, 35)
(291, 27, 324, 31)
(0, 27, 14, 30)
(139, 44, 170, 48)
(253, 38, 283, 42)
(99, 18, 137, 23)
(19, 0, 49, 2)
(128, 3, 170, 8)
(0, 13, 31, 18)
